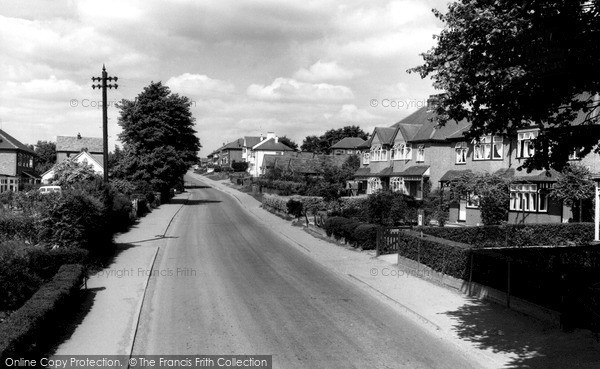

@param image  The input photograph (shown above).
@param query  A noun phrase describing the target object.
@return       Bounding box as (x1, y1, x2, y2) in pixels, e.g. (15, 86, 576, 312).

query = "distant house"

(208, 139, 244, 167)
(41, 151, 103, 185)
(56, 134, 103, 165)
(331, 137, 366, 155)
(0, 129, 39, 191)
(242, 132, 295, 177)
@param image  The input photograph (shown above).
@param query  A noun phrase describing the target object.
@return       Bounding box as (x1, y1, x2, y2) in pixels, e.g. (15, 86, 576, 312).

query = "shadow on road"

(170, 199, 221, 205)
(443, 300, 600, 368)
(184, 185, 211, 189)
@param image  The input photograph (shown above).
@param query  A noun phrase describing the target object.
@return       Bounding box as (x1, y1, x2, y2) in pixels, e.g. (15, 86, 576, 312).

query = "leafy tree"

(278, 136, 298, 151)
(34, 140, 56, 174)
(300, 135, 326, 153)
(410, 1, 600, 171)
(301, 126, 368, 154)
(52, 159, 100, 186)
(231, 161, 249, 172)
(448, 173, 512, 225)
(551, 164, 595, 222)
(108, 145, 124, 177)
(115, 82, 201, 198)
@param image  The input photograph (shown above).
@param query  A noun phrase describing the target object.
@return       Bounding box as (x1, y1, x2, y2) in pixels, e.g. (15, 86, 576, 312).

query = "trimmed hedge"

(0, 264, 85, 360)
(323, 216, 379, 249)
(416, 223, 594, 248)
(0, 214, 37, 243)
(353, 224, 378, 250)
(397, 230, 472, 280)
(262, 194, 290, 213)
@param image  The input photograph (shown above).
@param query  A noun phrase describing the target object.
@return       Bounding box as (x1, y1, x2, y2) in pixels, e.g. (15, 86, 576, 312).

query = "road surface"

(132, 175, 480, 368)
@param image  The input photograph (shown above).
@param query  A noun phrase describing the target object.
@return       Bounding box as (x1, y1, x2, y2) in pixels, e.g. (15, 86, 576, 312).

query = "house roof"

(439, 169, 474, 182)
(331, 137, 366, 149)
(244, 136, 262, 148)
(221, 138, 244, 151)
(253, 138, 294, 151)
(0, 129, 35, 154)
(263, 153, 352, 174)
(57, 135, 103, 153)
(395, 165, 430, 177)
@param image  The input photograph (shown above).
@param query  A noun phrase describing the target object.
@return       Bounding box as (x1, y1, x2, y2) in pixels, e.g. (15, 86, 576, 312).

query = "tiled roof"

(439, 169, 474, 182)
(263, 153, 353, 174)
(331, 137, 366, 149)
(354, 167, 371, 177)
(394, 123, 422, 142)
(57, 136, 103, 153)
(376, 127, 397, 145)
(253, 138, 294, 151)
(0, 129, 35, 154)
(395, 165, 430, 176)
(244, 136, 262, 148)
(221, 138, 244, 150)
(393, 106, 470, 142)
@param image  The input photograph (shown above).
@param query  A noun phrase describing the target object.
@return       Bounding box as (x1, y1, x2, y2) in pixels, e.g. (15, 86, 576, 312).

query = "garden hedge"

(353, 224, 378, 250)
(397, 230, 472, 280)
(0, 264, 85, 360)
(415, 222, 594, 248)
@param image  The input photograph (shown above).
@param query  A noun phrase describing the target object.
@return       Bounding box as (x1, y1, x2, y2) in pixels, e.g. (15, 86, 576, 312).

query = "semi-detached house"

(354, 100, 600, 225)
(242, 133, 294, 177)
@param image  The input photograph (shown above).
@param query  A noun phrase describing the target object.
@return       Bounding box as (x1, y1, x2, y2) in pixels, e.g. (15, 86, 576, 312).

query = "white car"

(39, 185, 62, 194)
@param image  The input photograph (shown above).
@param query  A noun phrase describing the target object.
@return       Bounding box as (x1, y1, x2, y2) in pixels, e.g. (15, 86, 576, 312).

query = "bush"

(366, 191, 419, 225)
(0, 214, 37, 244)
(397, 230, 472, 279)
(0, 242, 43, 311)
(286, 199, 303, 220)
(0, 264, 84, 360)
(338, 197, 369, 221)
(110, 192, 133, 232)
(340, 219, 361, 245)
(231, 161, 249, 172)
(262, 194, 290, 213)
(416, 222, 594, 248)
(353, 224, 379, 250)
(323, 216, 348, 239)
(37, 191, 111, 252)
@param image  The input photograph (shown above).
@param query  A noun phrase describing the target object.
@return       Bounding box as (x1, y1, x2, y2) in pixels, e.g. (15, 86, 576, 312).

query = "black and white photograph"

(1, 1, 600, 368)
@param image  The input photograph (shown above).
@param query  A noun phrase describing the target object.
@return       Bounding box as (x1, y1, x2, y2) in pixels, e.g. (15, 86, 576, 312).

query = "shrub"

(110, 192, 134, 232)
(323, 216, 348, 239)
(0, 214, 37, 243)
(366, 191, 419, 225)
(338, 197, 369, 221)
(25, 247, 89, 280)
(0, 264, 84, 360)
(416, 222, 594, 248)
(340, 218, 361, 245)
(0, 242, 43, 311)
(397, 230, 472, 279)
(37, 191, 111, 252)
(231, 161, 249, 172)
(286, 199, 304, 220)
(262, 194, 290, 213)
(353, 224, 379, 250)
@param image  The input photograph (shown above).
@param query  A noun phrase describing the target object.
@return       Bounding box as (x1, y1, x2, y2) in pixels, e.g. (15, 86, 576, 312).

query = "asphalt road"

(132, 175, 481, 368)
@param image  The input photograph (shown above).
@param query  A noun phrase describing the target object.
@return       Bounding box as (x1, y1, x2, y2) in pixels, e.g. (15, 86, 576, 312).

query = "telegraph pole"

(91, 65, 118, 182)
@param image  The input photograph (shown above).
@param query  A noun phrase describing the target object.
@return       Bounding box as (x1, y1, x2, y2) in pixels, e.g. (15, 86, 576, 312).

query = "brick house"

(354, 100, 600, 225)
(0, 129, 38, 191)
(208, 139, 244, 167)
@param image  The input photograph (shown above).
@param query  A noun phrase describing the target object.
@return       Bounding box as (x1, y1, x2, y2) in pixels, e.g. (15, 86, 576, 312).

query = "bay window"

(370, 146, 387, 162)
(473, 135, 503, 160)
(517, 130, 538, 158)
(391, 143, 412, 160)
(510, 184, 548, 212)
(455, 142, 467, 164)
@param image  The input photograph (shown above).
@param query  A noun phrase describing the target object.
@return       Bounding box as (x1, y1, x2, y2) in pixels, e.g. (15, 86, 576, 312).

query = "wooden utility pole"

(92, 65, 118, 182)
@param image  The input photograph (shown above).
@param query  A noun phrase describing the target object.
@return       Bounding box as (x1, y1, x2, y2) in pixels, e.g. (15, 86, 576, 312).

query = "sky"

(0, 0, 448, 155)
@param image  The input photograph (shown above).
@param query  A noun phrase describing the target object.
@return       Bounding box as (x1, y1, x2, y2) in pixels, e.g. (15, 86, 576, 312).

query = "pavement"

(52, 192, 190, 355)
(196, 172, 600, 369)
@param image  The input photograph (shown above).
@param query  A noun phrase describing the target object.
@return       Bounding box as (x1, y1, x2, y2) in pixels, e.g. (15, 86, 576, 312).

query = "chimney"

(266, 132, 276, 141)
(426, 94, 441, 112)
(260, 133, 264, 141)
(77, 133, 82, 139)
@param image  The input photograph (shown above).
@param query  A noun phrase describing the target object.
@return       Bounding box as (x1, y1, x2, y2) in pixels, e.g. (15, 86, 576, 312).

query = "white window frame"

(391, 143, 412, 160)
(416, 145, 424, 162)
(517, 130, 538, 158)
(455, 142, 467, 164)
(389, 177, 407, 194)
(466, 192, 480, 208)
(510, 183, 548, 212)
(362, 152, 370, 164)
(370, 146, 387, 162)
(367, 177, 382, 194)
(473, 135, 503, 160)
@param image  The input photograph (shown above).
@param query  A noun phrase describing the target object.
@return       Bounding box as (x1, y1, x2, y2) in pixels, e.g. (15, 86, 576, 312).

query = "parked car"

(39, 185, 62, 194)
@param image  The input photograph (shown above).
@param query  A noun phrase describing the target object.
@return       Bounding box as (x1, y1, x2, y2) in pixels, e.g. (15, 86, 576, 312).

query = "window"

(362, 152, 370, 164)
(466, 192, 480, 208)
(473, 135, 503, 160)
(455, 142, 467, 164)
(370, 146, 387, 161)
(367, 177, 382, 194)
(389, 177, 407, 194)
(569, 148, 583, 161)
(517, 130, 538, 158)
(391, 143, 412, 160)
(416, 145, 424, 162)
(510, 184, 548, 212)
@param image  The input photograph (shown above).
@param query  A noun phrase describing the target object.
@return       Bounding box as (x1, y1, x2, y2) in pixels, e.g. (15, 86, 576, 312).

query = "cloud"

(247, 78, 354, 102)
(294, 60, 356, 82)
(166, 73, 235, 96)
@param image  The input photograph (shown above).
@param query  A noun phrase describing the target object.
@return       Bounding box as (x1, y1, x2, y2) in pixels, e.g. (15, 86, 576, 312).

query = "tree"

(301, 125, 368, 154)
(108, 145, 124, 178)
(278, 136, 298, 151)
(551, 164, 595, 222)
(301, 135, 326, 153)
(115, 82, 201, 198)
(448, 173, 512, 225)
(410, 1, 600, 171)
(52, 159, 100, 186)
(34, 140, 56, 174)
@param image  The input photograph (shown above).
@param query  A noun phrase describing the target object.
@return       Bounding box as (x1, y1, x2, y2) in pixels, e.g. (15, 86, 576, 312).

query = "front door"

(458, 199, 467, 222)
